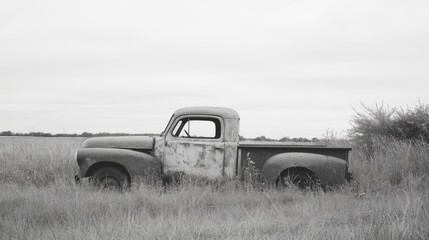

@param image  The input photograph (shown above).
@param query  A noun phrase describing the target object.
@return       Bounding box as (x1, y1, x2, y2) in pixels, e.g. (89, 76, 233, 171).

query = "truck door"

(162, 115, 225, 179)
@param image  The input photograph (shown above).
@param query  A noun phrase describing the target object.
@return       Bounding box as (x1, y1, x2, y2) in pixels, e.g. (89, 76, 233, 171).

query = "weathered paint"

(162, 140, 225, 178)
(160, 109, 239, 179)
(224, 118, 240, 143)
(222, 118, 240, 178)
(173, 107, 239, 121)
(153, 136, 165, 160)
(223, 142, 238, 178)
(76, 148, 162, 180)
(82, 136, 154, 150)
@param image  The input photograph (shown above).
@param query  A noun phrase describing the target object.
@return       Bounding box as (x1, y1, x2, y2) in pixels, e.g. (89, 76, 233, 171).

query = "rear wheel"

(278, 169, 319, 190)
(90, 167, 130, 190)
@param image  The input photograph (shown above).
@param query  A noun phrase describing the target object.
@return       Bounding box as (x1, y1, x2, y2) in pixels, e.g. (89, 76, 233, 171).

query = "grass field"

(0, 136, 428, 239)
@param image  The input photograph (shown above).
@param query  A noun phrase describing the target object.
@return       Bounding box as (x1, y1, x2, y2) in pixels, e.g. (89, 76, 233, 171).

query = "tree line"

(0, 131, 158, 138)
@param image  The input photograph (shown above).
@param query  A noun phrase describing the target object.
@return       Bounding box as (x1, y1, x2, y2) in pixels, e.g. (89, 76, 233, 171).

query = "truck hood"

(81, 136, 154, 150)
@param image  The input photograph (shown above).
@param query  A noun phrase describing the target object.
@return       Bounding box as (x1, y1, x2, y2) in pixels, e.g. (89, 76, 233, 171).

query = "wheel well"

(276, 167, 316, 185)
(86, 162, 131, 182)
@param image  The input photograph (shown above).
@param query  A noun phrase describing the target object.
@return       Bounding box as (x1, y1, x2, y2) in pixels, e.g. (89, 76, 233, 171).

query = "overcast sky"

(1, 0, 428, 139)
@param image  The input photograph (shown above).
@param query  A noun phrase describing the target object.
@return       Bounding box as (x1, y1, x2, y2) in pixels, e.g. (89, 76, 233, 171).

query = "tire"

(278, 169, 319, 191)
(90, 167, 130, 190)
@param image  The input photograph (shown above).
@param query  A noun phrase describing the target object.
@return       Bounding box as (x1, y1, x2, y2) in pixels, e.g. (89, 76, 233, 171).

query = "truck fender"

(76, 148, 162, 182)
(261, 152, 347, 187)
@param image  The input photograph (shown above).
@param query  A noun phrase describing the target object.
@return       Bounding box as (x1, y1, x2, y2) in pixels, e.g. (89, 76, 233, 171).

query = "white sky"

(1, 0, 429, 139)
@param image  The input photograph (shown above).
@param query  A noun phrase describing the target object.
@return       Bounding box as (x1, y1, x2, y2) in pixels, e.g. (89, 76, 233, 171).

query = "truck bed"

(237, 141, 352, 178)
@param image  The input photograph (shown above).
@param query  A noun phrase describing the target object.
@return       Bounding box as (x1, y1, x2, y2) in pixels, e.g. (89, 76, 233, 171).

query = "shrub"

(348, 102, 429, 192)
(350, 102, 429, 151)
(395, 102, 429, 142)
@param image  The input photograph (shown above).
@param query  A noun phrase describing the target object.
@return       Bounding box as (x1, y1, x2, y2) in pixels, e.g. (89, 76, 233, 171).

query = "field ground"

(0, 137, 428, 239)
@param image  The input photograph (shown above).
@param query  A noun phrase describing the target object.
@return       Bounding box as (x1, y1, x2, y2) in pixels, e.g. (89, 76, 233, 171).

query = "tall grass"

(350, 136, 429, 193)
(0, 137, 82, 186)
(0, 136, 428, 239)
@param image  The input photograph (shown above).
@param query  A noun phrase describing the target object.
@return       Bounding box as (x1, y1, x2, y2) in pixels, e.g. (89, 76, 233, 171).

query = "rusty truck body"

(75, 107, 352, 189)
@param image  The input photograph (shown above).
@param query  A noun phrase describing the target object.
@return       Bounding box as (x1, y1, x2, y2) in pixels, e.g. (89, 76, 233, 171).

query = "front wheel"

(90, 167, 130, 190)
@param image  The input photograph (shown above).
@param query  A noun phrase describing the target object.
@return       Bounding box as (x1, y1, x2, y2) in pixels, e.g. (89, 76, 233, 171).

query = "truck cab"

(154, 107, 240, 179)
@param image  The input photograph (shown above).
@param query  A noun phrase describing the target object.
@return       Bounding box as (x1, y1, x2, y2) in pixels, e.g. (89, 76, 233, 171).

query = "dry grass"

(0, 137, 82, 186)
(349, 136, 429, 194)
(0, 137, 428, 239)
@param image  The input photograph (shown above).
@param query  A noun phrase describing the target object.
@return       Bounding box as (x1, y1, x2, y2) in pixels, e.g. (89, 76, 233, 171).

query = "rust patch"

(162, 140, 225, 179)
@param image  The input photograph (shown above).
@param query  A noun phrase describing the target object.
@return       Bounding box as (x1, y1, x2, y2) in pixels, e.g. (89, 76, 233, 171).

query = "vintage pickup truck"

(75, 107, 352, 189)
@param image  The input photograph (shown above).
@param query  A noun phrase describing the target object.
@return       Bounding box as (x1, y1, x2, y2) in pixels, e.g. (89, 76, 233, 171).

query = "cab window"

(171, 118, 221, 139)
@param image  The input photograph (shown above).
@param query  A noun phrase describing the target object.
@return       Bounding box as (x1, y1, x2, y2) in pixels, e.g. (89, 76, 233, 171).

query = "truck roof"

(174, 106, 240, 119)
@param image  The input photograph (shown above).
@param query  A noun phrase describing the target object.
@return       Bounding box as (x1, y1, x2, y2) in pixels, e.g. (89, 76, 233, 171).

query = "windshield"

(161, 114, 175, 137)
